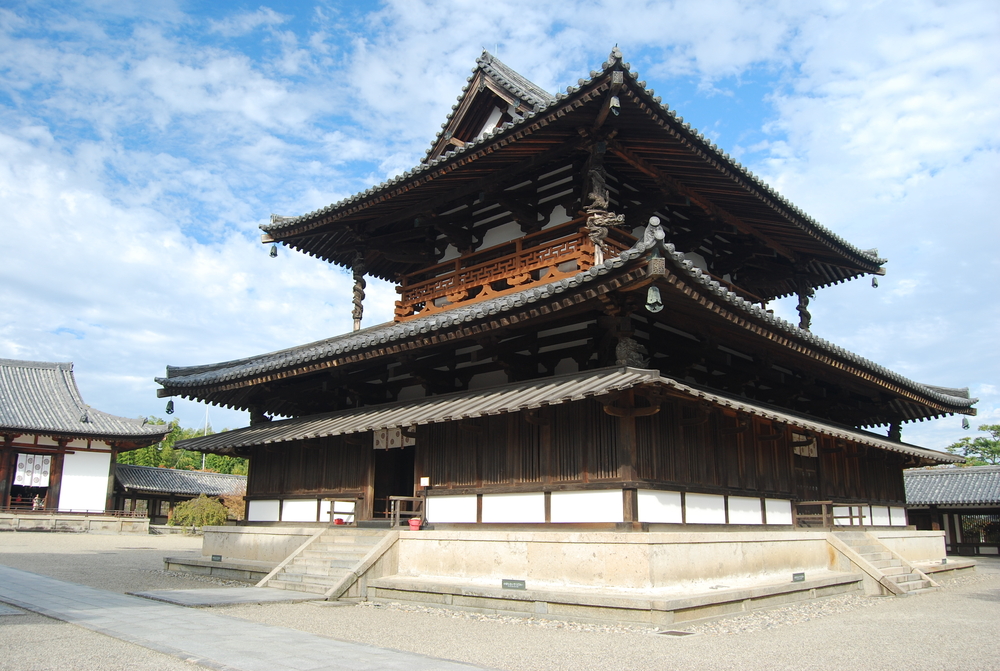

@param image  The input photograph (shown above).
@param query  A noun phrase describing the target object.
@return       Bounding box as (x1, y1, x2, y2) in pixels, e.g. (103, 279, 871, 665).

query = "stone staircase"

(831, 531, 938, 596)
(262, 528, 391, 595)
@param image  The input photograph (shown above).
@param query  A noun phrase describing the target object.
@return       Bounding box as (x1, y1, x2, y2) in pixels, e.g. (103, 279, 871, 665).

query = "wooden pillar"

(0, 435, 16, 508)
(618, 390, 639, 523)
(105, 446, 118, 513)
(47, 453, 64, 510)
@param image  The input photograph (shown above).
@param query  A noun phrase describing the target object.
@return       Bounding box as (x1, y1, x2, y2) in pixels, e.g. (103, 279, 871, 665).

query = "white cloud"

(208, 7, 289, 38)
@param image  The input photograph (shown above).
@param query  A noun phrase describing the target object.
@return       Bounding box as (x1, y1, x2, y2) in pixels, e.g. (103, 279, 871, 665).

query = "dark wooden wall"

(247, 435, 372, 512)
(245, 398, 906, 515)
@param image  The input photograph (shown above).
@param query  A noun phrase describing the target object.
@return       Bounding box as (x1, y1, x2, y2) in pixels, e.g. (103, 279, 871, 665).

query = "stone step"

(268, 579, 330, 594)
(904, 587, 938, 596)
(859, 552, 892, 563)
(887, 572, 923, 584)
(292, 554, 364, 568)
(879, 565, 910, 576)
(897, 580, 930, 592)
(284, 562, 355, 577)
(277, 571, 350, 586)
(301, 550, 369, 561)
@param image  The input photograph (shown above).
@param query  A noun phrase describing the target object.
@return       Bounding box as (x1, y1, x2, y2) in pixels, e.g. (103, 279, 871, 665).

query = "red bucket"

(408, 518, 422, 531)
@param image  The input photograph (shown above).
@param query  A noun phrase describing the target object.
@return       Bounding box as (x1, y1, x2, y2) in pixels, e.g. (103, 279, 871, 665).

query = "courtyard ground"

(0, 531, 997, 671)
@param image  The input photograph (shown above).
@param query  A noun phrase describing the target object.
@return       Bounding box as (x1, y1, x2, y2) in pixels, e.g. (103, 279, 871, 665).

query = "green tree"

(118, 418, 247, 474)
(946, 424, 1000, 466)
(169, 494, 228, 527)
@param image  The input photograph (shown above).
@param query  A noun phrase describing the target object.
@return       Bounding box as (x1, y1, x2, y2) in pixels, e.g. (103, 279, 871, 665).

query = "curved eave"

(261, 55, 884, 282)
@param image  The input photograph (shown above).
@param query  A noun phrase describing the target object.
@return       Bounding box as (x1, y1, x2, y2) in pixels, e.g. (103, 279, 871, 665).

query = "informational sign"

(13, 454, 51, 488)
(501, 579, 526, 590)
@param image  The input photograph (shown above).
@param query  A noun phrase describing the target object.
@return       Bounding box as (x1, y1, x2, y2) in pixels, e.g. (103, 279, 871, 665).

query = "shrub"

(169, 495, 228, 528)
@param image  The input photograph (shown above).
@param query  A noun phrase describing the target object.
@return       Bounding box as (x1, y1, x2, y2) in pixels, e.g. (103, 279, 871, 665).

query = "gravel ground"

(2, 531, 999, 671)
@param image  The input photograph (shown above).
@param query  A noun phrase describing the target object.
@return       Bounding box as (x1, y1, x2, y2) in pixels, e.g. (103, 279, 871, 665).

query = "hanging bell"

(871, 277, 878, 288)
(645, 285, 664, 313)
(962, 417, 970, 430)
(269, 243, 278, 258)
(165, 399, 175, 415)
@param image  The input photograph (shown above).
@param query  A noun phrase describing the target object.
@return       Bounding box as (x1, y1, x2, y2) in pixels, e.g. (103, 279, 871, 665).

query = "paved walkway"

(0, 566, 492, 671)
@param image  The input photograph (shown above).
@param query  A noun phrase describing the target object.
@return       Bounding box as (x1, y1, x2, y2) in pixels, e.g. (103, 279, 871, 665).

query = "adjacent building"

(906, 466, 1000, 555)
(1, 359, 169, 513)
(114, 464, 246, 524)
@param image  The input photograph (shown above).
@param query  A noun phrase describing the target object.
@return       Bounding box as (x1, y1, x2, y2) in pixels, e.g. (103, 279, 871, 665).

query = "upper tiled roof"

(905, 466, 1000, 505)
(159, 218, 975, 423)
(262, 48, 886, 276)
(115, 464, 245, 497)
(1, 359, 168, 443)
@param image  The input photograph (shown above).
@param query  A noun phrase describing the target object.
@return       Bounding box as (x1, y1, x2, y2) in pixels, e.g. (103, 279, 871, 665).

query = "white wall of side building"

(57, 451, 111, 513)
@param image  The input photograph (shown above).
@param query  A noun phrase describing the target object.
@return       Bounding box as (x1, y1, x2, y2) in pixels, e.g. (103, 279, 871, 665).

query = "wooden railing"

(389, 496, 424, 528)
(0, 507, 148, 517)
(394, 220, 634, 321)
(792, 501, 868, 528)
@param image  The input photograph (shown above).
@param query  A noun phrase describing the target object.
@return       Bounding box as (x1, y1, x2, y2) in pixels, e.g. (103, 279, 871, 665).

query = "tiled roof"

(115, 464, 245, 497)
(159, 218, 976, 422)
(1, 359, 168, 442)
(174, 365, 959, 466)
(904, 466, 1000, 505)
(263, 47, 885, 272)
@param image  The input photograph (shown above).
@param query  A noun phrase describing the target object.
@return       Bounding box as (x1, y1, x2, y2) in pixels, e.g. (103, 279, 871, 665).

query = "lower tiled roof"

(904, 465, 1000, 505)
(175, 365, 959, 466)
(115, 464, 245, 497)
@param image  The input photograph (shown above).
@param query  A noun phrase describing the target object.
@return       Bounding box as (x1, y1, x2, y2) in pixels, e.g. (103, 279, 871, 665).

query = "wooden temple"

(160, 49, 975, 529)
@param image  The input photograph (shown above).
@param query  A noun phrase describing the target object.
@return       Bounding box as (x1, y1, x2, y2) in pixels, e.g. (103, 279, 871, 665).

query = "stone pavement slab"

(0, 603, 25, 616)
(0, 565, 493, 671)
(131, 586, 325, 607)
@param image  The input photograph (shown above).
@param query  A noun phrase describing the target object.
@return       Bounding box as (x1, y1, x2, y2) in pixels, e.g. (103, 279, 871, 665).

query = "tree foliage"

(169, 495, 229, 528)
(946, 424, 1000, 466)
(117, 417, 248, 475)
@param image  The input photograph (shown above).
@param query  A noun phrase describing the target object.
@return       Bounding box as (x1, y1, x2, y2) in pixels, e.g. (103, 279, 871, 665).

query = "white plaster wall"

(331, 499, 355, 523)
(685, 493, 726, 524)
(319, 500, 332, 521)
(481, 493, 545, 524)
(765, 499, 793, 525)
(637, 490, 682, 523)
(426, 495, 478, 523)
(728, 496, 763, 525)
(479, 221, 521, 248)
(833, 506, 853, 526)
(281, 500, 318, 522)
(550, 490, 623, 523)
(889, 507, 907, 526)
(247, 500, 280, 522)
(870, 506, 891, 526)
(57, 451, 110, 513)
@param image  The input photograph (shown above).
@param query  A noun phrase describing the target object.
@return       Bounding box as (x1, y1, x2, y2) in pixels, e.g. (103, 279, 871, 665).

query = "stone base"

(0, 512, 149, 534)
(163, 556, 276, 582)
(366, 571, 864, 626)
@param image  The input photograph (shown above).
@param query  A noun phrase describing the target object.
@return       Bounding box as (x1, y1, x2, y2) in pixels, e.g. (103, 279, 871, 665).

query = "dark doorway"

(372, 447, 415, 518)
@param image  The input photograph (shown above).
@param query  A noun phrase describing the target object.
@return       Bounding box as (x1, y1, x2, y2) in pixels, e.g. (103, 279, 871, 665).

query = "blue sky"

(2, 1, 998, 450)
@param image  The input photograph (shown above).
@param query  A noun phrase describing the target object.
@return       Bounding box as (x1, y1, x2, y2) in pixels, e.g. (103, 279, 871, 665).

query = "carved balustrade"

(394, 220, 633, 321)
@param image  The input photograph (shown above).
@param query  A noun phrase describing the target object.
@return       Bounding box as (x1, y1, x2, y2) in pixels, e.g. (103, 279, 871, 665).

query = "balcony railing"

(394, 219, 634, 321)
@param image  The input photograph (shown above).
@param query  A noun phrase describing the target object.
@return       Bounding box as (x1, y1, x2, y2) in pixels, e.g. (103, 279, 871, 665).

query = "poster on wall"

(13, 454, 52, 487)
